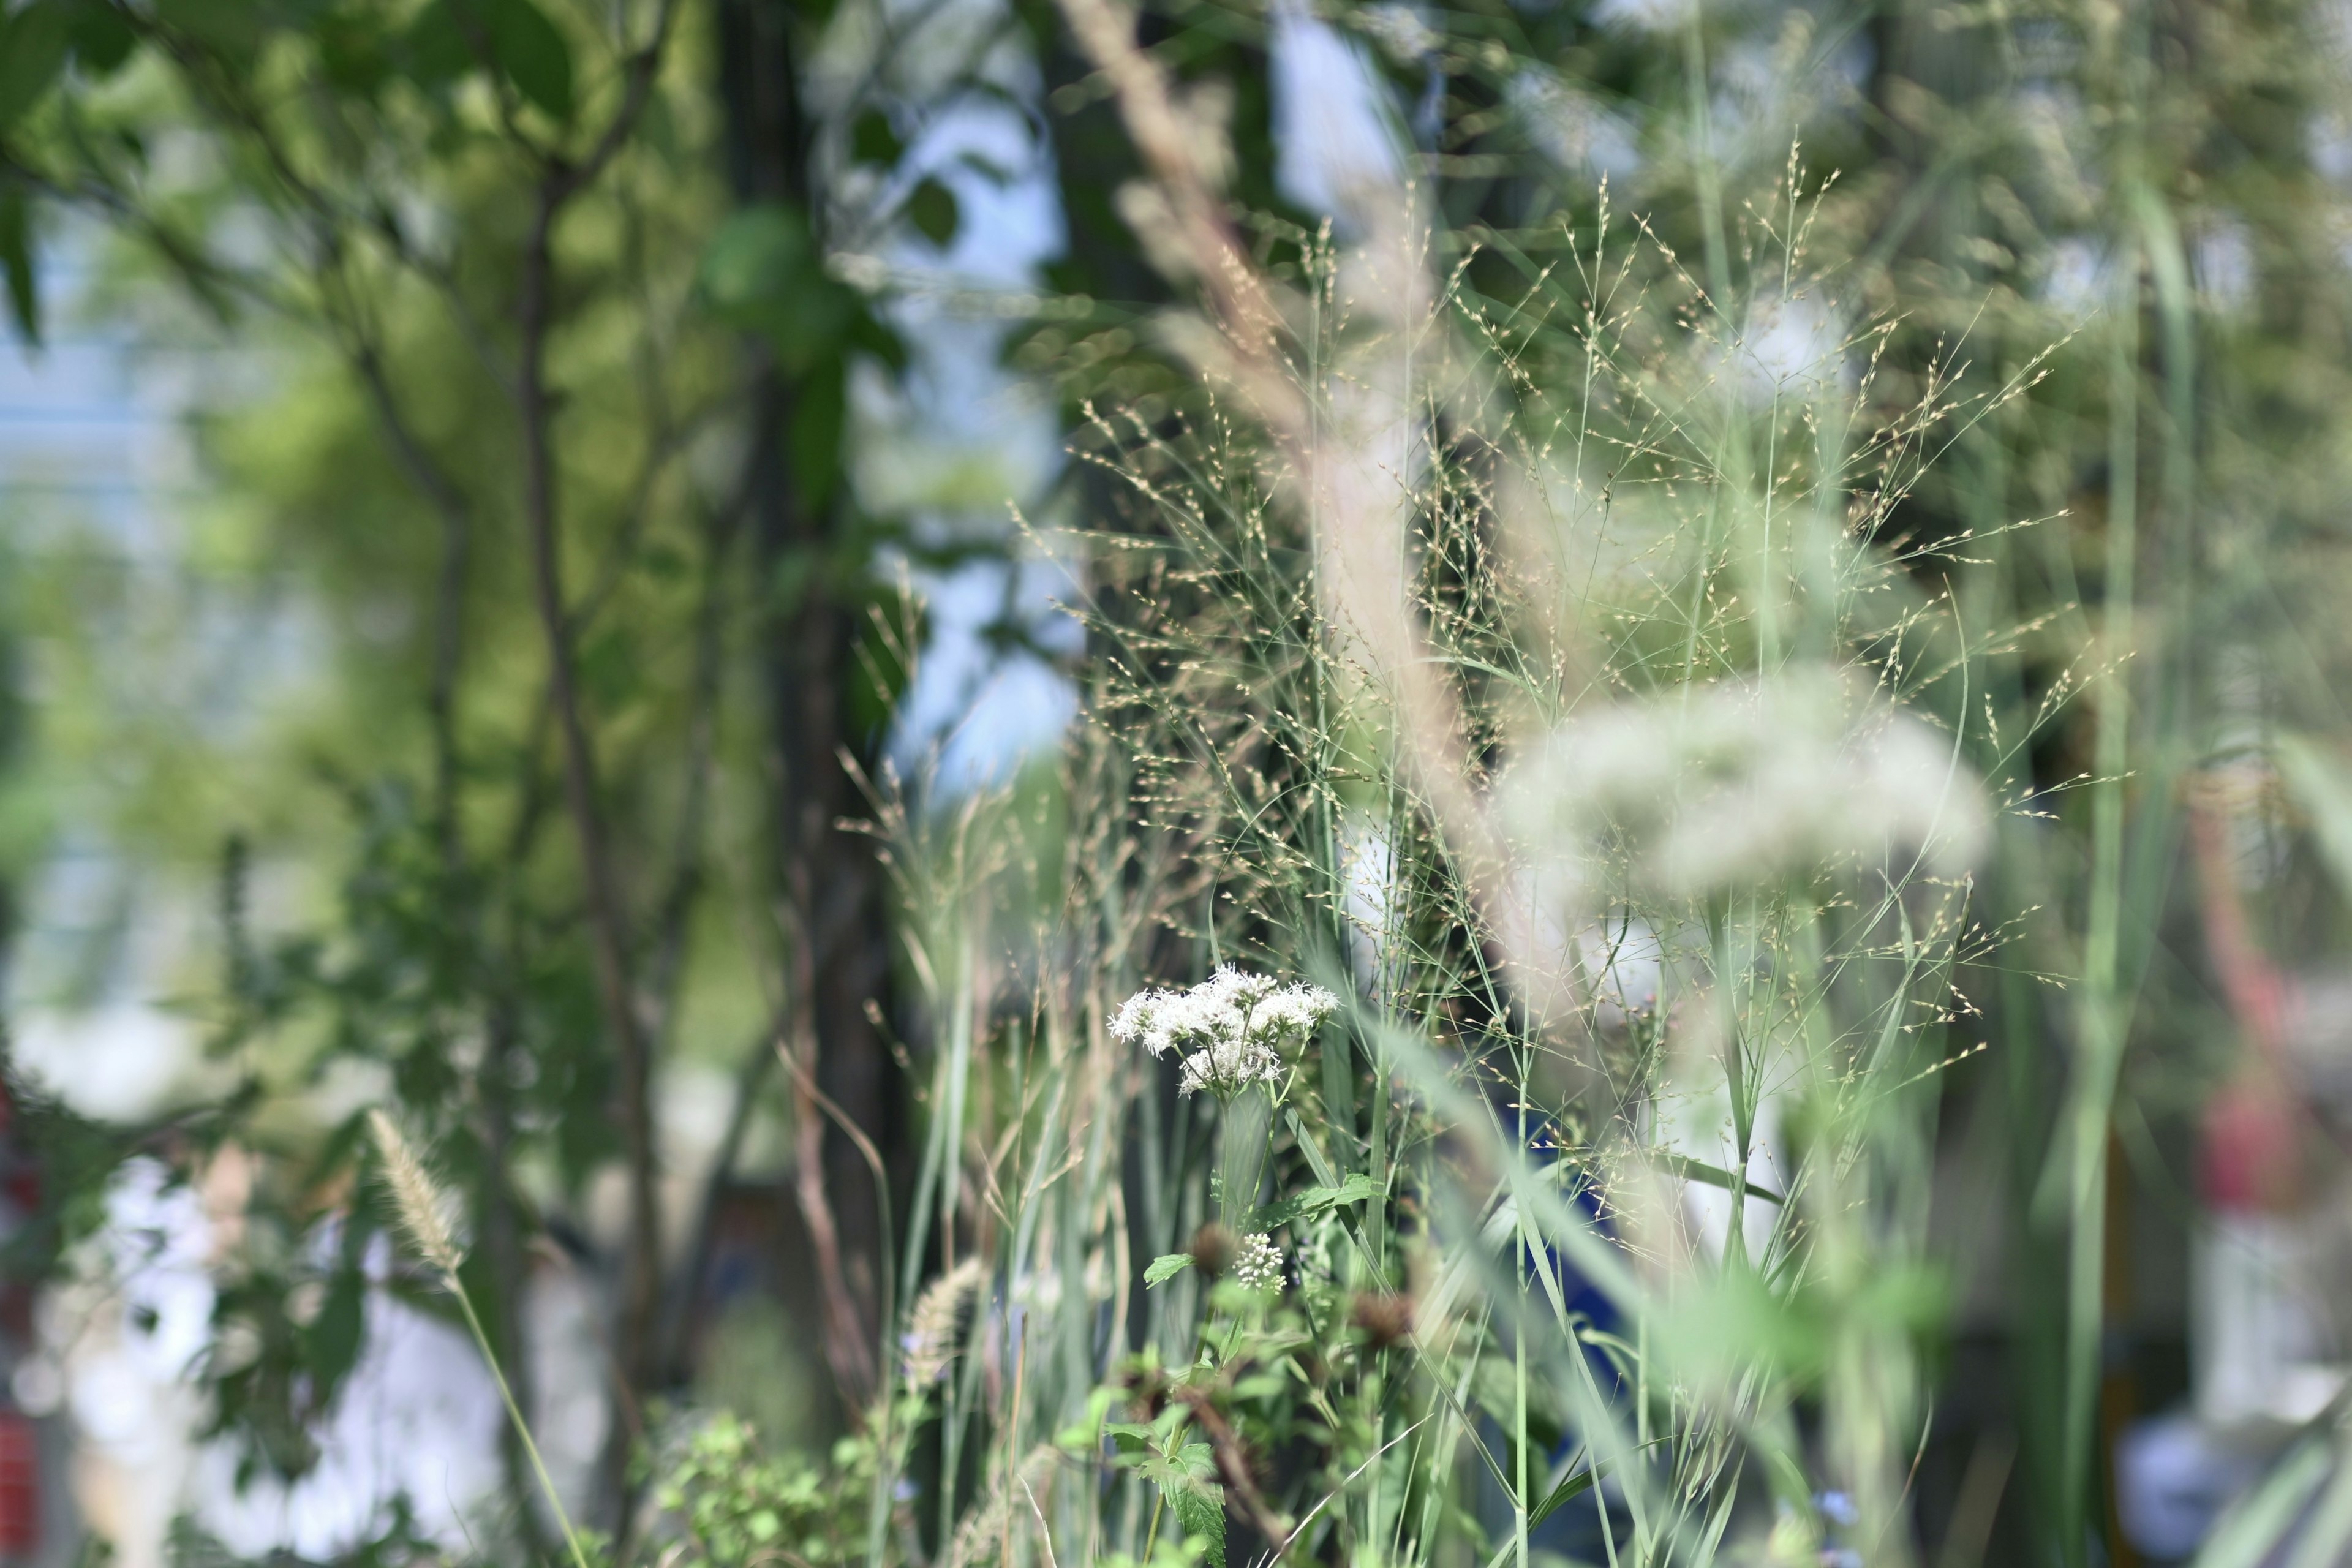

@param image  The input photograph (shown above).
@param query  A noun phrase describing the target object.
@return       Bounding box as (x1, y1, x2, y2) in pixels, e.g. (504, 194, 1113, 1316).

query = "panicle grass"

(368, 1107, 464, 1277)
(656, 4, 2352, 1566)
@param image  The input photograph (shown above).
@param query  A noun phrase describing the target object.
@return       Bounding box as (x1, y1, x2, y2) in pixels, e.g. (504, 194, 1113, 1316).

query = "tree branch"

(513, 170, 663, 1521)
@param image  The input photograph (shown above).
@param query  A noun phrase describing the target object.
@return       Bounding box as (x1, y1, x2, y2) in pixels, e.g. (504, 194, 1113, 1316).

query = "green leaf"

(401, 0, 570, 118)
(1656, 1152, 1784, 1205)
(2279, 735, 2352, 896)
(0, 2, 71, 133)
(316, 12, 390, 95)
(789, 356, 845, 511)
(302, 1268, 366, 1390)
(1166, 1479, 1225, 1568)
(850, 108, 904, 167)
(402, 0, 470, 86)
(1144, 1252, 1194, 1287)
(1527, 1462, 1600, 1526)
(153, 0, 262, 58)
(0, 183, 38, 344)
(905, 176, 959, 247)
(480, 0, 571, 121)
(702, 204, 812, 302)
(1245, 1172, 1382, 1231)
(64, 0, 135, 77)
(697, 203, 854, 370)
(1103, 1421, 1156, 1455)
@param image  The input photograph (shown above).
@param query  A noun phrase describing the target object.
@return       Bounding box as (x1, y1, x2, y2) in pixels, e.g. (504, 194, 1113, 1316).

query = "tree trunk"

(718, 0, 901, 1418)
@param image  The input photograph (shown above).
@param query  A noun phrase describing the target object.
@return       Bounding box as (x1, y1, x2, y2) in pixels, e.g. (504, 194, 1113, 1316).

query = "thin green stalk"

(2057, 242, 2142, 1565)
(448, 1272, 597, 1568)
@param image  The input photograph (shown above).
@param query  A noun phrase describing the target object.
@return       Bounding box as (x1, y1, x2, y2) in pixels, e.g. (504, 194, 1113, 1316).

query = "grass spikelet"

(903, 1256, 986, 1386)
(368, 1107, 464, 1276)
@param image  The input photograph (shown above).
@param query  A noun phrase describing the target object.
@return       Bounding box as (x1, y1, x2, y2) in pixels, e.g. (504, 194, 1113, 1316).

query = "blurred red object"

(0, 1409, 40, 1556)
(2188, 784, 2309, 1213)
(2200, 1079, 2305, 1210)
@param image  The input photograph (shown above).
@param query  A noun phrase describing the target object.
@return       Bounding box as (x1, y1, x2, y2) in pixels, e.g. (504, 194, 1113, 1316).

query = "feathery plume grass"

(903, 1257, 986, 1386)
(368, 1108, 465, 1276)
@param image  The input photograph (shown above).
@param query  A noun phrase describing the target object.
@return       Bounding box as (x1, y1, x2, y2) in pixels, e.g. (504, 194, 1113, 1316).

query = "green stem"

(448, 1270, 596, 1568)
(1219, 1086, 1275, 1232)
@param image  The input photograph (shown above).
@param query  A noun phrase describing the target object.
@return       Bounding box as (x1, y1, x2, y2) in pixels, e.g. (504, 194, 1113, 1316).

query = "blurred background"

(1, 0, 2351, 1562)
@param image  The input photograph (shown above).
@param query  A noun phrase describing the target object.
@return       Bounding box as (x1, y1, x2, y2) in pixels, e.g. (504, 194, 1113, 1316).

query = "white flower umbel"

(1117, 967, 1338, 1228)
(1233, 1232, 1285, 1294)
(1110, 965, 1338, 1099)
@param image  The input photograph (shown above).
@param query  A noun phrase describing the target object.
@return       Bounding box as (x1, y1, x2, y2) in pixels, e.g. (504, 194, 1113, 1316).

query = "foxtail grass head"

(902, 1256, 986, 1385)
(368, 1108, 465, 1276)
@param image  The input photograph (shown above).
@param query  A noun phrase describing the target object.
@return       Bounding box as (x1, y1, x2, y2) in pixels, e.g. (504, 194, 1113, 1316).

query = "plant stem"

(447, 1268, 595, 1568)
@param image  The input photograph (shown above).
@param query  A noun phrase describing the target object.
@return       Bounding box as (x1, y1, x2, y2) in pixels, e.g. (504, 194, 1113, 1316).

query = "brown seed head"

(1188, 1222, 1235, 1281)
(1349, 1291, 1414, 1349)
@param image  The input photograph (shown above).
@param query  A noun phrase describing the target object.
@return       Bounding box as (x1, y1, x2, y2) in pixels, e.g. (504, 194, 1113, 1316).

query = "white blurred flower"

(1111, 965, 1338, 1098)
(1232, 1232, 1286, 1294)
(1498, 666, 1989, 911)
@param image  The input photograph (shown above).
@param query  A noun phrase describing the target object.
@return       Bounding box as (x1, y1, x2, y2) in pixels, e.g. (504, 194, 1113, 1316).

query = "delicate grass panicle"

(644, 0, 2342, 1561)
(366, 1107, 463, 1276)
(655, 103, 2043, 1568)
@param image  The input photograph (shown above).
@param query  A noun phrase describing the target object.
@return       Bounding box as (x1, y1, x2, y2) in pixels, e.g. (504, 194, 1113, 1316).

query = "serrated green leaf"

(1166, 1480, 1225, 1568)
(1144, 1252, 1194, 1287)
(1245, 1172, 1382, 1231)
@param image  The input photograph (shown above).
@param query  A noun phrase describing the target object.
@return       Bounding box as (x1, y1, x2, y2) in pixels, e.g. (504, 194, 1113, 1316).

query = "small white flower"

(1233, 1232, 1285, 1294)
(1110, 966, 1338, 1098)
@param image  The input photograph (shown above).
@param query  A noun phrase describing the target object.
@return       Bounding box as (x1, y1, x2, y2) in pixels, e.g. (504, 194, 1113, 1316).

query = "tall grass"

(638, 42, 2127, 1568)
(623, 3, 2352, 1566)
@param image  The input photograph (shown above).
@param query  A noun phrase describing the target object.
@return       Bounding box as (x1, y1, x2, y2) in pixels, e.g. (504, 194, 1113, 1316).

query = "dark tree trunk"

(718, 0, 901, 1417)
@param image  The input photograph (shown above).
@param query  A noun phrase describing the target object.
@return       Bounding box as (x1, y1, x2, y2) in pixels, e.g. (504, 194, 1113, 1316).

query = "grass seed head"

(368, 1108, 464, 1276)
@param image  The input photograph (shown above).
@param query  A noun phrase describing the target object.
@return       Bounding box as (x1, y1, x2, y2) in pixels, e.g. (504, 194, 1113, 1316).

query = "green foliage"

(903, 176, 959, 248)
(0, 3, 70, 135)
(654, 1413, 876, 1568)
(9, 0, 2352, 1564)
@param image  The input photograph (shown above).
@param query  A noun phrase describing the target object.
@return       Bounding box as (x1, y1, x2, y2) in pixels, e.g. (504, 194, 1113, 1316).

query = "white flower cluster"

(1232, 1232, 1284, 1294)
(1110, 965, 1338, 1098)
